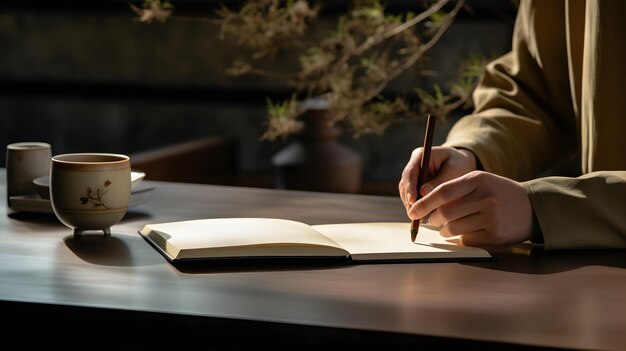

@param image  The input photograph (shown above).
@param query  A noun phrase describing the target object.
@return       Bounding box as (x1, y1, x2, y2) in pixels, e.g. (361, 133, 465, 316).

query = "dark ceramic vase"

(271, 98, 363, 193)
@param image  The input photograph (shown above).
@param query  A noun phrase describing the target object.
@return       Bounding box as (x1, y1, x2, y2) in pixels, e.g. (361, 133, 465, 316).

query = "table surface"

(2, 173, 626, 350)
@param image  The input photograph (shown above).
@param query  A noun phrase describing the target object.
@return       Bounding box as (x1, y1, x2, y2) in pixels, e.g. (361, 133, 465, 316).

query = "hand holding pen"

(399, 119, 534, 246)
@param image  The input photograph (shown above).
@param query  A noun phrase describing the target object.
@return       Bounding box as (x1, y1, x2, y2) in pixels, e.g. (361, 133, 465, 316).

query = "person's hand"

(399, 146, 477, 213)
(408, 171, 533, 246)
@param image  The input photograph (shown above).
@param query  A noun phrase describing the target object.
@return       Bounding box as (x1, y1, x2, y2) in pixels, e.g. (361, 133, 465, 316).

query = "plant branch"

(382, 0, 450, 40)
(370, 0, 465, 99)
(335, 0, 451, 68)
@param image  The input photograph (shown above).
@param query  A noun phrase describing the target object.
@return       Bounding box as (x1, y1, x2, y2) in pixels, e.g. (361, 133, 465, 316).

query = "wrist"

(455, 148, 482, 171)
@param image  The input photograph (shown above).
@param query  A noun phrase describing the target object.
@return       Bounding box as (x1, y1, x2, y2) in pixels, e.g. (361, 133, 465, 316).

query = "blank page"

(141, 218, 349, 260)
(312, 222, 491, 261)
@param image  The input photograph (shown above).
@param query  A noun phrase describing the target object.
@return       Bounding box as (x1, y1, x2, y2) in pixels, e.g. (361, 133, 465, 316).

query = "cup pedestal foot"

(73, 228, 111, 235)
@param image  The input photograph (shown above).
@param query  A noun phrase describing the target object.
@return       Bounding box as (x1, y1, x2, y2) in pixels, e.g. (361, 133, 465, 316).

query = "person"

(398, 0, 626, 250)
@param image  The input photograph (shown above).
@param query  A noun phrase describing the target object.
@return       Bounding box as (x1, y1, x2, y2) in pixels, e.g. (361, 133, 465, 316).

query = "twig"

(335, 0, 451, 68)
(369, 0, 465, 99)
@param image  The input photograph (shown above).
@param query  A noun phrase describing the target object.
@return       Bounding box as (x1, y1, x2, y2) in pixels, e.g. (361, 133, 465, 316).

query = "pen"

(411, 114, 436, 242)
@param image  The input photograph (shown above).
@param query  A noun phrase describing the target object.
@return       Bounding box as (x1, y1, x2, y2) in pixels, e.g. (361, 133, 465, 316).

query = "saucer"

(32, 171, 146, 199)
(9, 171, 152, 214)
(9, 185, 154, 214)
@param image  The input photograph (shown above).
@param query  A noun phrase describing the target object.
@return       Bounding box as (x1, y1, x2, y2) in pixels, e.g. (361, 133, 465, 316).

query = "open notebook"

(139, 218, 491, 263)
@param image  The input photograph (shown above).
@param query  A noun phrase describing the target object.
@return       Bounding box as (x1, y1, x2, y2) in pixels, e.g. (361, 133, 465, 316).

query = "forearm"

(522, 171, 626, 250)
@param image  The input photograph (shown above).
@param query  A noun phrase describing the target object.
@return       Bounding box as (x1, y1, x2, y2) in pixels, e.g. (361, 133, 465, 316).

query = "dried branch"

(131, 0, 497, 141)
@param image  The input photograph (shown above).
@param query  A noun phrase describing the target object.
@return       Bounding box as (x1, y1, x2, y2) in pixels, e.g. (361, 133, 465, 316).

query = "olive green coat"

(443, 0, 626, 249)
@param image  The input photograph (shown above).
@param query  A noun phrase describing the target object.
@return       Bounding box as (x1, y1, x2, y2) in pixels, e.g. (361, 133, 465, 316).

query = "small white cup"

(50, 153, 131, 235)
(6, 142, 52, 207)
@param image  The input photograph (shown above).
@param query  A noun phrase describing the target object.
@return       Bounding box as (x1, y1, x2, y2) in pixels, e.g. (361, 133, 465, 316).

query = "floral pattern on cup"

(80, 180, 113, 209)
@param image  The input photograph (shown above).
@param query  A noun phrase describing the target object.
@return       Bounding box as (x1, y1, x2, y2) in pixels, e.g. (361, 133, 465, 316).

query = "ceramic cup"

(50, 153, 131, 235)
(6, 142, 52, 207)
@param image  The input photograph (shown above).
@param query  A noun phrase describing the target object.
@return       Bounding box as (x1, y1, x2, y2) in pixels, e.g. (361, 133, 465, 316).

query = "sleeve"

(443, 0, 578, 181)
(523, 172, 626, 249)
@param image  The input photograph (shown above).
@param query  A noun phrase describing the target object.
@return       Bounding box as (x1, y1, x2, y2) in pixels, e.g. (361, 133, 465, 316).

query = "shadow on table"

(63, 231, 162, 267)
(7, 210, 62, 224)
(173, 257, 350, 274)
(8, 209, 152, 224)
(64, 234, 132, 266)
(465, 243, 626, 274)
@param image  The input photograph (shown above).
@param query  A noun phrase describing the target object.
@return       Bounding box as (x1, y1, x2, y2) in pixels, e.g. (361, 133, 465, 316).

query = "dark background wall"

(0, 0, 516, 194)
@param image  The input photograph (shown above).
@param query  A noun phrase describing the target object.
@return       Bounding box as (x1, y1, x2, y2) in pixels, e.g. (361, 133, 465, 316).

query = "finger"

(405, 147, 424, 172)
(419, 182, 435, 196)
(409, 175, 478, 220)
(401, 148, 423, 205)
(399, 180, 415, 214)
(398, 180, 408, 210)
(459, 230, 491, 247)
(420, 158, 463, 196)
(439, 213, 484, 238)
(419, 165, 455, 196)
(428, 190, 485, 227)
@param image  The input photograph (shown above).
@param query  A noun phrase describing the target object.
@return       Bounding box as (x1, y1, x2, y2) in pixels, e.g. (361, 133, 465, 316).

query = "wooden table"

(2, 174, 626, 350)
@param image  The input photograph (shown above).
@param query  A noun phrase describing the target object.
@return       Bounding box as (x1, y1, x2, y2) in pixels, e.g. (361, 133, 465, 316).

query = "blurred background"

(0, 0, 516, 195)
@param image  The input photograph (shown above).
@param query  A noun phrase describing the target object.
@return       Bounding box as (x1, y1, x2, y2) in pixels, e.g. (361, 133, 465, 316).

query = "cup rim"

(52, 153, 129, 165)
(7, 142, 51, 151)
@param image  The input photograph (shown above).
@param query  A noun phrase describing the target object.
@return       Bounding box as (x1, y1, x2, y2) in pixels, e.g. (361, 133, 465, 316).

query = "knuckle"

(487, 196, 499, 208)
(461, 231, 488, 247)
(467, 170, 484, 181)
(401, 167, 412, 179)
(411, 148, 422, 159)
(461, 235, 479, 246)
(413, 200, 424, 212)
(428, 211, 442, 226)
(435, 185, 452, 203)
(468, 170, 492, 186)
(437, 206, 451, 223)
(445, 221, 461, 236)
(414, 201, 430, 217)
(439, 225, 453, 238)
